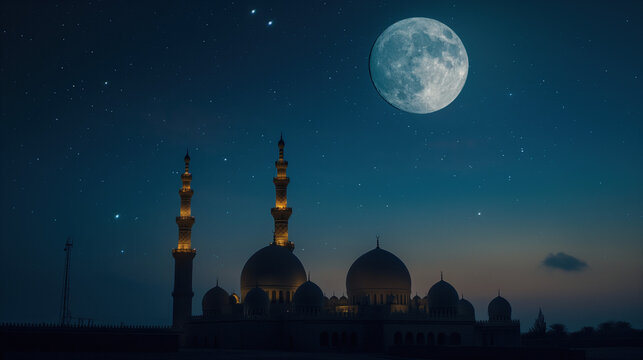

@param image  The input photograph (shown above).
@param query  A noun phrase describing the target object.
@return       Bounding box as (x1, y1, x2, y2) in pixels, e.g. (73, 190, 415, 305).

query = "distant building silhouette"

(530, 308, 547, 335)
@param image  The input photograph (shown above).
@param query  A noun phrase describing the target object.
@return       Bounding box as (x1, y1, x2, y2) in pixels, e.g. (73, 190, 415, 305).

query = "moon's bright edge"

(369, 17, 469, 114)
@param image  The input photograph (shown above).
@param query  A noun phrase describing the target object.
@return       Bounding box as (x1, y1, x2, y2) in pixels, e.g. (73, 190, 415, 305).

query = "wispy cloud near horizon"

(542, 252, 588, 272)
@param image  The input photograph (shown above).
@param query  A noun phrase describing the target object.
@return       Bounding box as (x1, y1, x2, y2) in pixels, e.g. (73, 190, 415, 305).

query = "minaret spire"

(172, 150, 196, 328)
(271, 134, 294, 251)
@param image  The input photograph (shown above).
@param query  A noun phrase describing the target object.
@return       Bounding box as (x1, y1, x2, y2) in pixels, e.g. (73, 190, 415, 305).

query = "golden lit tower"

(271, 135, 294, 251)
(172, 151, 196, 328)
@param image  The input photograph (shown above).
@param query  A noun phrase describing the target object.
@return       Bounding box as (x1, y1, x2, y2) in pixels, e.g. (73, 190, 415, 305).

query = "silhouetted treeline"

(523, 321, 643, 348)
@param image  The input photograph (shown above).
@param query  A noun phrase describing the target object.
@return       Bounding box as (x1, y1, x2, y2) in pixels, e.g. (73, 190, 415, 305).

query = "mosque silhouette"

(171, 136, 521, 351)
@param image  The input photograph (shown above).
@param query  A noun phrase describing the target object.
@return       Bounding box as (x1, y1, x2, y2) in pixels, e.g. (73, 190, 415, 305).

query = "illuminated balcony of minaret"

(172, 247, 195, 254)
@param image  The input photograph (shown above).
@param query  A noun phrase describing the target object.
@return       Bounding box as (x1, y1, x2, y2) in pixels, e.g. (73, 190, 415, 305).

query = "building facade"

(171, 137, 520, 351)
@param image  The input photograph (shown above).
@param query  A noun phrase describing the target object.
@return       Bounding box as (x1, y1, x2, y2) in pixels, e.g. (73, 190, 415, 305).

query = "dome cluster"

(202, 242, 515, 324)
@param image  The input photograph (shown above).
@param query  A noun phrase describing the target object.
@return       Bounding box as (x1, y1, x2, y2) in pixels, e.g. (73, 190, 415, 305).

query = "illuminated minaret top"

(176, 151, 195, 251)
(271, 134, 294, 251)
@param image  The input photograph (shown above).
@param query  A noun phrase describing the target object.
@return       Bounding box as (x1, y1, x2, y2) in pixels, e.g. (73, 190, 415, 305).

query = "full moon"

(369, 17, 468, 114)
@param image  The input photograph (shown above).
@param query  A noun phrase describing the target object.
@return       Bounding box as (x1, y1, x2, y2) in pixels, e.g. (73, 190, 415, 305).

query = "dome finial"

(498, 289, 501, 297)
(308, 271, 311, 281)
(376, 235, 380, 248)
(441, 271, 443, 281)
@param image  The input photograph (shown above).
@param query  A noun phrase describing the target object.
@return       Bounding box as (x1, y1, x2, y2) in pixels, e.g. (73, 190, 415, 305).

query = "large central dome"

(346, 246, 411, 308)
(240, 244, 306, 302)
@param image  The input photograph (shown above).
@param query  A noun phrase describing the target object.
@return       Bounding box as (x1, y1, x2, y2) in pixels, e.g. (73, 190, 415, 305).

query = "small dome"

(488, 295, 512, 321)
(240, 244, 306, 300)
(293, 281, 324, 310)
(202, 285, 229, 317)
(427, 280, 459, 308)
(346, 247, 411, 294)
(427, 279, 459, 318)
(244, 287, 269, 316)
(339, 295, 348, 305)
(457, 297, 475, 321)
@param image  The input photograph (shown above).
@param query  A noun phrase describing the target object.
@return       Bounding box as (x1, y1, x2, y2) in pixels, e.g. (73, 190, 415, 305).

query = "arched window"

(405, 332, 414, 345)
(427, 332, 435, 345)
(213, 335, 218, 348)
(416, 332, 425, 345)
(450, 332, 461, 346)
(394, 332, 403, 345)
(286, 291, 290, 303)
(437, 333, 446, 346)
(331, 332, 339, 347)
(380, 294, 383, 304)
(396, 294, 400, 304)
(350, 332, 358, 346)
(279, 291, 284, 303)
(272, 290, 276, 303)
(320, 332, 329, 346)
(341, 332, 347, 346)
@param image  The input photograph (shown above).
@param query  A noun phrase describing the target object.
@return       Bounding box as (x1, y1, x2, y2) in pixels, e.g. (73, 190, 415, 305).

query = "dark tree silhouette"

(598, 321, 633, 336)
(548, 323, 567, 337)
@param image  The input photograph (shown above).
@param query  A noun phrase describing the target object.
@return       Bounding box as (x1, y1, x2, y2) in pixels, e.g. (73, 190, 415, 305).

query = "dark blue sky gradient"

(1, 1, 641, 331)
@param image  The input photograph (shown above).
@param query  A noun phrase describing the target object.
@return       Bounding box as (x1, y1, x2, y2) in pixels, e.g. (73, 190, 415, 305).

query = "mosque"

(171, 137, 520, 351)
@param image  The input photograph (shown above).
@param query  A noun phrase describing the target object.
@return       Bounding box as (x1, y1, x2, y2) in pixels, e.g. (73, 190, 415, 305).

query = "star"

(250, 9, 256, 14)
(267, 20, 273, 26)
(114, 213, 120, 219)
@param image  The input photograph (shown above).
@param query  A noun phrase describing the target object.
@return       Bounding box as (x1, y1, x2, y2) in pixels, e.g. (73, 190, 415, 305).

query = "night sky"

(1, 1, 642, 332)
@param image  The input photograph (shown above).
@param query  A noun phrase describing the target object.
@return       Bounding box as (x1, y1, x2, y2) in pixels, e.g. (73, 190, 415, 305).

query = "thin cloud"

(542, 252, 588, 272)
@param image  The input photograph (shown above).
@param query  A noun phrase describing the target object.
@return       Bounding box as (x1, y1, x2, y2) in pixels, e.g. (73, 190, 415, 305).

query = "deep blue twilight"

(1, 1, 641, 332)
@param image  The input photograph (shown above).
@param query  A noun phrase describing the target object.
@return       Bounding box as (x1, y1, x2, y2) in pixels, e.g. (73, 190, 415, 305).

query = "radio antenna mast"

(60, 237, 73, 325)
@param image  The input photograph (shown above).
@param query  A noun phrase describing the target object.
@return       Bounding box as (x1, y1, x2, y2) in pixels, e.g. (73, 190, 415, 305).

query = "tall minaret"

(172, 151, 196, 328)
(271, 135, 294, 251)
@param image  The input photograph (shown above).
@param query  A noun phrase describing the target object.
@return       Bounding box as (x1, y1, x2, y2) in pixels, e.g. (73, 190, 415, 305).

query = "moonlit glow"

(250, 9, 256, 14)
(114, 213, 120, 219)
(267, 20, 273, 26)
(369, 18, 468, 114)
